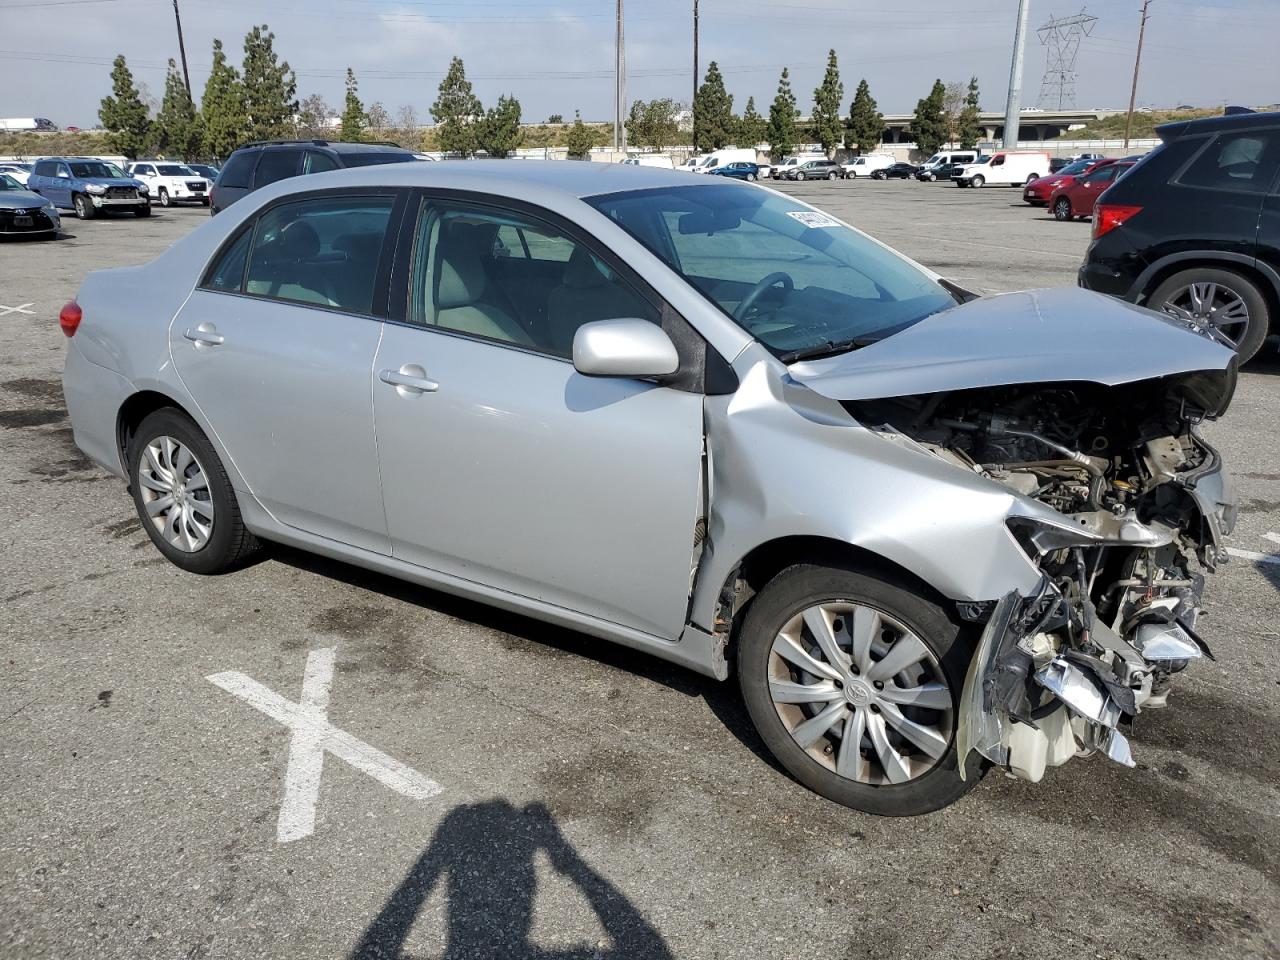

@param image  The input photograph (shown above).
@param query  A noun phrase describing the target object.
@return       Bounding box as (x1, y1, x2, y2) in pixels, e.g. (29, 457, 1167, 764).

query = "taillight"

(1093, 204, 1142, 240)
(59, 301, 82, 337)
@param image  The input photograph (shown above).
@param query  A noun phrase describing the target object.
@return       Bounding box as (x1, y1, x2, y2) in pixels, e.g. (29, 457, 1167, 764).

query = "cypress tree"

(767, 67, 798, 160)
(432, 56, 482, 157)
(692, 61, 734, 151)
(958, 76, 982, 149)
(737, 96, 767, 148)
(846, 78, 884, 155)
(811, 49, 844, 156)
(909, 79, 949, 156)
(98, 55, 151, 159)
(340, 68, 366, 141)
(242, 25, 297, 141)
(154, 59, 203, 160)
(201, 39, 247, 159)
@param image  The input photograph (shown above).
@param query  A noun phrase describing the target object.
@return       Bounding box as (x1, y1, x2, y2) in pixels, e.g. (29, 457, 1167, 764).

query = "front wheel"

(970, 175, 985, 188)
(127, 408, 261, 574)
(738, 564, 982, 816)
(795, 172, 806, 181)
(1149, 267, 1271, 361)
(158, 188, 171, 207)
(1053, 196, 1073, 221)
(73, 194, 95, 220)
(134, 205, 151, 218)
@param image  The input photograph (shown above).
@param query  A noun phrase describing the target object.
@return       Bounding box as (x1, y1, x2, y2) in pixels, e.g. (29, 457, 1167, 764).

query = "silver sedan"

(62, 161, 1237, 815)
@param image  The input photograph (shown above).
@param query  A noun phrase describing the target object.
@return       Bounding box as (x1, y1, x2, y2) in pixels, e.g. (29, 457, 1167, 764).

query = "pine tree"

(811, 49, 844, 157)
(909, 79, 949, 156)
(767, 67, 798, 160)
(153, 58, 203, 160)
(692, 61, 734, 151)
(477, 94, 523, 158)
(201, 39, 247, 159)
(626, 98, 680, 149)
(958, 76, 982, 149)
(846, 78, 883, 155)
(737, 96, 767, 148)
(565, 110, 595, 159)
(98, 55, 151, 159)
(432, 56, 482, 157)
(340, 68, 366, 141)
(241, 25, 297, 141)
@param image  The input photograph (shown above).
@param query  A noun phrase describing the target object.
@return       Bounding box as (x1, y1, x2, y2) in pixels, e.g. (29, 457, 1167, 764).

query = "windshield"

(1056, 159, 1093, 176)
(341, 152, 415, 168)
(587, 183, 955, 358)
(68, 161, 123, 179)
(157, 164, 192, 176)
(0, 174, 21, 190)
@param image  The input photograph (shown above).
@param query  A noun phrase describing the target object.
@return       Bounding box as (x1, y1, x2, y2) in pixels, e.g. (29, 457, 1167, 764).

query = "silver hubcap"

(137, 436, 214, 552)
(1161, 282, 1250, 348)
(768, 601, 954, 786)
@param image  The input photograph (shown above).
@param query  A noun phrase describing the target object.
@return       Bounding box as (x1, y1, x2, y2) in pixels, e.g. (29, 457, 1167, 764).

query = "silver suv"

(61, 162, 1237, 815)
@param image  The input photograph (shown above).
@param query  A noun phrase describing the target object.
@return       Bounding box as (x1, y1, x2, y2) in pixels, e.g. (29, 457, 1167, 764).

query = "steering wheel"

(734, 271, 794, 322)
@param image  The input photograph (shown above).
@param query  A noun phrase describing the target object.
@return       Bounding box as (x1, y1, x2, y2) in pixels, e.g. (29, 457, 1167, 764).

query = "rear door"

(253, 148, 303, 190)
(170, 189, 401, 552)
(1170, 127, 1279, 262)
(48, 162, 73, 206)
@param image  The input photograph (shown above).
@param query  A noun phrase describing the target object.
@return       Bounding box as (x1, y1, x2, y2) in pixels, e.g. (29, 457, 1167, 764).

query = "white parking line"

(207, 646, 444, 843)
(1225, 532, 1280, 566)
(0, 303, 36, 317)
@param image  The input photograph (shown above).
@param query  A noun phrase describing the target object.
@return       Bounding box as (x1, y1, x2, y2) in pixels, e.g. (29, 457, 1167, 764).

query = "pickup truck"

(25, 157, 150, 219)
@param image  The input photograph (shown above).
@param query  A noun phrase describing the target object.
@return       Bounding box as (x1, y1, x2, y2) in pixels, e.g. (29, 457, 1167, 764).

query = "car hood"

(788, 287, 1237, 403)
(0, 189, 51, 209)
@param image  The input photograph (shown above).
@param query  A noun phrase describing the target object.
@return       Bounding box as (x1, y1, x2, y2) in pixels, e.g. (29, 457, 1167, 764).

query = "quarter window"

(305, 152, 339, 174)
(407, 200, 658, 358)
(241, 195, 394, 312)
(204, 228, 252, 292)
(253, 149, 302, 188)
(1179, 130, 1280, 194)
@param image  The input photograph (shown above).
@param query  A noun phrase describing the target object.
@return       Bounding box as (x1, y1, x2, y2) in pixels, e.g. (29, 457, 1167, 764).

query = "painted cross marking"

(207, 646, 444, 843)
(0, 303, 35, 317)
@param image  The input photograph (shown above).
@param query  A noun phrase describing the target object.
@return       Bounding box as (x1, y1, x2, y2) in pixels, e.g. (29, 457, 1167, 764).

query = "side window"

(203, 228, 252, 293)
(304, 151, 339, 174)
(136, 164, 154, 176)
(1179, 130, 1280, 194)
(244, 195, 394, 312)
(407, 200, 659, 359)
(218, 151, 257, 188)
(253, 149, 301, 188)
(991, 155, 1005, 167)
(57, 163, 72, 178)
(32, 161, 52, 177)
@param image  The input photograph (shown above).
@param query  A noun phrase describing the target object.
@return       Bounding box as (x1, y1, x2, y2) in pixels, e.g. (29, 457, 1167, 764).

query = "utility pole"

(692, 0, 699, 152)
(1002, 0, 1031, 149)
(614, 0, 626, 153)
(172, 0, 191, 98)
(1124, 0, 1152, 149)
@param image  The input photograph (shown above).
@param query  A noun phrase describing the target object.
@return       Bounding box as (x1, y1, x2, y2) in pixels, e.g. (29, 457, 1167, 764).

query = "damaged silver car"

(61, 163, 1237, 815)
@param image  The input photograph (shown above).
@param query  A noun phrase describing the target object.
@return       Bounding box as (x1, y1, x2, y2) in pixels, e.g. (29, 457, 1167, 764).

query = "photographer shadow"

(349, 799, 673, 960)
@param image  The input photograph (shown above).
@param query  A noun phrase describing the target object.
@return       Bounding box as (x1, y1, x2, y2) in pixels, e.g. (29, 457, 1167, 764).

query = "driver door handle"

(183, 323, 224, 346)
(379, 366, 439, 394)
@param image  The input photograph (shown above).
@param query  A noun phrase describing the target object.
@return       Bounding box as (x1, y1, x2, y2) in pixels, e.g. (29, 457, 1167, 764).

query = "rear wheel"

(127, 408, 260, 574)
(1149, 267, 1271, 361)
(738, 564, 982, 816)
(73, 194, 95, 220)
(1053, 196, 1073, 221)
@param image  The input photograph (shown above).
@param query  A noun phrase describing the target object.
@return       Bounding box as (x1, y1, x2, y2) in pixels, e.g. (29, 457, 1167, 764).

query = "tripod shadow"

(349, 799, 674, 960)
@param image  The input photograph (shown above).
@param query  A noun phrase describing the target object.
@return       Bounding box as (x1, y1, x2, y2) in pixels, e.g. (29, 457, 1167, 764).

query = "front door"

(373, 196, 704, 639)
(170, 191, 397, 553)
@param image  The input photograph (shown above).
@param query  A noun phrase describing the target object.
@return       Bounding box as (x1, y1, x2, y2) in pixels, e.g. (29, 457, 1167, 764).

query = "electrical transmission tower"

(1037, 9, 1098, 109)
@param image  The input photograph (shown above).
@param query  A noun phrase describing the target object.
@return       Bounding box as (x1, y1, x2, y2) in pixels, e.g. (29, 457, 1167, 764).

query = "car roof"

(1158, 109, 1280, 141)
(237, 140, 411, 154)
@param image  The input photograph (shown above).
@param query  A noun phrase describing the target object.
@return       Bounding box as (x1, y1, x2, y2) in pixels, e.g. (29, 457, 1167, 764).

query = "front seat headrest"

(436, 250, 486, 309)
(562, 246, 610, 289)
(278, 220, 321, 260)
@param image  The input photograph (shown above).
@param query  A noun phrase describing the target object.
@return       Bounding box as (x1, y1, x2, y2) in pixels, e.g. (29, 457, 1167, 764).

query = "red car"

(1022, 157, 1114, 205)
(1048, 160, 1137, 221)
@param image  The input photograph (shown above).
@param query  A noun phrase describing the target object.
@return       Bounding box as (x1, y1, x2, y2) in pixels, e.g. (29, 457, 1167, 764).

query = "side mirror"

(572, 318, 679, 379)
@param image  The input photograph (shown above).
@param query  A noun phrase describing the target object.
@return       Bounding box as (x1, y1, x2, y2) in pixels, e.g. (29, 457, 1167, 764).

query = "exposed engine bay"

(845, 374, 1237, 782)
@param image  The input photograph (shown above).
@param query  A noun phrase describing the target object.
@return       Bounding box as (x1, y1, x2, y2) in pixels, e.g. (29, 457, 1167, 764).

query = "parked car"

(127, 161, 212, 207)
(708, 161, 763, 181)
(209, 139, 416, 215)
(1048, 157, 1071, 174)
(1070, 152, 1106, 163)
(1023, 157, 1115, 206)
(61, 161, 1238, 816)
(621, 155, 676, 169)
(841, 154, 894, 178)
(689, 148, 758, 174)
(919, 160, 975, 183)
(1049, 160, 1137, 222)
(871, 162, 919, 180)
(25, 156, 150, 219)
(0, 162, 33, 185)
(0, 172, 60, 238)
(1079, 109, 1280, 361)
(784, 158, 841, 180)
(771, 156, 806, 179)
(953, 151, 1050, 187)
(915, 151, 980, 181)
(186, 163, 221, 181)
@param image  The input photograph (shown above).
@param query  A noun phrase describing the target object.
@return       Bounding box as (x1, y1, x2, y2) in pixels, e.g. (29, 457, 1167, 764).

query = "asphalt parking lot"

(2, 179, 1278, 960)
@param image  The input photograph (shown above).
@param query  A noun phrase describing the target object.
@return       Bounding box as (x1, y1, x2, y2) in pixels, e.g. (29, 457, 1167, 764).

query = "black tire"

(827, 171, 837, 180)
(134, 205, 151, 218)
(73, 194, 95, 220)
(1147, 267, 1271, 362)
(737, 563, 983, 816)
(1053, 196, 1073, 221)
(158, 188, 170, 207)
(127, 408, 260, 574)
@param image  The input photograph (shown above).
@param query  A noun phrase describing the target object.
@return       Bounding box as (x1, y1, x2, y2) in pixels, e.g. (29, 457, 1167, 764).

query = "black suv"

(210, 139, 417, 215)
(1079, 109, 1280, 361)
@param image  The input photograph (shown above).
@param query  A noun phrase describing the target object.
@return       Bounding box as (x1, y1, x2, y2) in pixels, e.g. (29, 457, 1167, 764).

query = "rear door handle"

(379, 365, 439, 394)
(183, 323, 224, 347)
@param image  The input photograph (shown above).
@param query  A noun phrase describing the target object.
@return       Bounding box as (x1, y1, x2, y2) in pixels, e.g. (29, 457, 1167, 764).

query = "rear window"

(1178, 129, 1280, 194)
(218, 151, 257, 189)
(339, 152, 415, 168)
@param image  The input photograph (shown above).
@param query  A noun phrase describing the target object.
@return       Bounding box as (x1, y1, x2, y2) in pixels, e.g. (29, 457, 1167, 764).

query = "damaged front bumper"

(955, 578, 1211, 783)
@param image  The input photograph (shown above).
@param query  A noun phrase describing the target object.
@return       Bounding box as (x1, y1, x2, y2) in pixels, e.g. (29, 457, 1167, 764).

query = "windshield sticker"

(786, 210, 841, 228)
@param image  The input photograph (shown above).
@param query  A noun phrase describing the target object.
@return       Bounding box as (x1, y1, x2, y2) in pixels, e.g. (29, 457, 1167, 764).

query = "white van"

(621, 155, 676, 169)
(952, 150, 1050, 187)
(840, 154, 894, 178)
(692, 148, 758, 173)
(916, 150, 980, 181)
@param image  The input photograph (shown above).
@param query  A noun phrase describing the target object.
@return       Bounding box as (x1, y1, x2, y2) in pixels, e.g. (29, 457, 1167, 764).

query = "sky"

(1, 0, 1276, 129)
